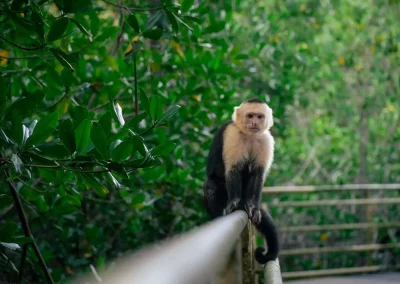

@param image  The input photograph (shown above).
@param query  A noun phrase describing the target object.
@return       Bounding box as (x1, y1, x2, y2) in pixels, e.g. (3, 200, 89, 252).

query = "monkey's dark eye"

(258, 115, 264, 119)
(247, 114, 253, 118)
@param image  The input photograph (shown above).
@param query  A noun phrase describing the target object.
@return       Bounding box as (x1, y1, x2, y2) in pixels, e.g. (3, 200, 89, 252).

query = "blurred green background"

(0, 0, 399, 283)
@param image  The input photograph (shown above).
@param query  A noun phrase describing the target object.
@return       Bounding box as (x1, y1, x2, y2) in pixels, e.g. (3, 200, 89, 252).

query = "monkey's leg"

(203, 179, 227, 219)
(244, 167, 264, 224)
(225, 166, 243, 214)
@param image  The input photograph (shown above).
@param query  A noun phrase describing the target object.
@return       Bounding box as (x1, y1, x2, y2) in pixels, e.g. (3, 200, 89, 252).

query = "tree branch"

(0, 35, 45, 51)
(3, 169, 55, 284)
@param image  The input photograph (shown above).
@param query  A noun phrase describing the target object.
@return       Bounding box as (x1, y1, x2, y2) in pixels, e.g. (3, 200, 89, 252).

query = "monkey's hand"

(226, 198, 240, 214)
(244, 203, 262, 225)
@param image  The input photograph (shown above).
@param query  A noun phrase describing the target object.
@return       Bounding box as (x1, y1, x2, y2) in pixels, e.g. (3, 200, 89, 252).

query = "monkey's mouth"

(248, 127, 260, 133)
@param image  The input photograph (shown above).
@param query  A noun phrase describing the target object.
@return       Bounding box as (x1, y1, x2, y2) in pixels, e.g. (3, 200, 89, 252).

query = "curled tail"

(253, 208, 280, 264)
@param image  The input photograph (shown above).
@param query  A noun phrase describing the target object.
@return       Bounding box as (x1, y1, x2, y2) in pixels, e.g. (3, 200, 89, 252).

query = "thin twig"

(4, 169, 55, 284)
(0, 55, 53, 60)
(0, 35, 45, 51)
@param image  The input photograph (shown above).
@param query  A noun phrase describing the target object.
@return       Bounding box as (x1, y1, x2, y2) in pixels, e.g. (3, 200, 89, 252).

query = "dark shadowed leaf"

(158, 105, 181, 124)
(75, 119, 91, 153)
(143, 29, 163, 40)
(70, 18, 93, 42)
(26, 112, 59, 147)
(150, 96, 163, 122)
(10, 112, 23, 144)
(59, 119, 76, 154)
(99, 111, 112, 137)
(47, 17, 69, 42)
(49, 48, 75, 72)
(91, 122, 109, 159)
(150, 142, 176, 156)
(79, 173, 109, 196)
(31, 10, 44, 39)
(126, 14, 140, 33)
(166, 11, 179, 33)
(139, 89, 151, 117)
(70, 105, 89, 128)
(181, 0, 194, 13)
(111, 141, 133, 163)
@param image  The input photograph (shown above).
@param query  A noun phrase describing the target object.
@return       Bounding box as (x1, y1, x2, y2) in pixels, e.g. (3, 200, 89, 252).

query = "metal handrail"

(76, 210, 282, 284)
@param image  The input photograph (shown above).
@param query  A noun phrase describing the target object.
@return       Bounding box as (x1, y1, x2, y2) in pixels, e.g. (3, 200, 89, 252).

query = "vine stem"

(4, 169, 55, 284)
(134, 55, 138, 116)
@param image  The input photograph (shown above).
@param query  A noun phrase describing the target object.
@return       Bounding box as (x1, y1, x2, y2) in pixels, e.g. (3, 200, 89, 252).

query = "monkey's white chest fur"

(222, 124, 274, 174)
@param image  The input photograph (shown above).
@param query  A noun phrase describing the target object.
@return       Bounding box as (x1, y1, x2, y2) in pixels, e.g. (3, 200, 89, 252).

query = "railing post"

(241, 222, 254, 284)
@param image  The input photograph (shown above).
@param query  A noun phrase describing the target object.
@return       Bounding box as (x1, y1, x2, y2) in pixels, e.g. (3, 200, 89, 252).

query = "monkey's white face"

(244, 112, 265, 133)
(232, 102, 273, 135)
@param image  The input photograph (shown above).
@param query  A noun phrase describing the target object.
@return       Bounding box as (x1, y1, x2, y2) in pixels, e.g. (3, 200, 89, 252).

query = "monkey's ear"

(266, 106, 274, 129)
(232, 106, 240, 122)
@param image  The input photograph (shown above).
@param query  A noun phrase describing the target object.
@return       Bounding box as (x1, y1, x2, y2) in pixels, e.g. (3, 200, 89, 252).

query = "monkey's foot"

(226, 199, 240, 214)
(244, 204, 262, 225)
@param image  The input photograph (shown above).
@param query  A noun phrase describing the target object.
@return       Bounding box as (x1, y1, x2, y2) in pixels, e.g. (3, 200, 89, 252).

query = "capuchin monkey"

(203, 98, 279, 264)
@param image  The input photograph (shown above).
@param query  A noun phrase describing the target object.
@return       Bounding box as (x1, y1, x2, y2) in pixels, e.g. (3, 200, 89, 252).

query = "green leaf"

(173, 13, 193, 31)
(79, 173, 109, 196)
(0, 194, 12, 210)
(37, 140, 69, 159)
(106, 172, 121, 189)
(3, 9, 34, 32)
(150, 96, 163, 122)
(21, 125, 30, 147)
(0, 128, 11, 144)
(70, 105, 89, 128)
(125, 112, 147, 128)
(26, 112, 59, 147)
(69, 18, 93, 42)
(158, 105, 181, 124)
(126, 14, 140, 33)
(139, 89, 151, 117)
(132, 193, 145, 205)
(61, 67, 73, 92)
(0, 242, 20, 251)
(10, 112, 23, 144)
(150, 142, 176, 156)
(91, 122, 109, 159)
(112, 101, 125, 127)
(143, 29, 163, 40)
(12, 237, 33, 246)
(47, 17, 69, 42)
(11, 154, 23, 173)
(59, 119, 76, 154)
(99, 111, 112, 137)
(49, 48, 75, 72)
(75, 119, 91, 154)
(0, 223, 17, 242)
(145, 10, 164, 30)
(31, 10, 45, 39)
(111, 141, 133, 163)
(5, 92, 45, 120)
(181, 0, 194, 13)
(166, 11, 179, 33)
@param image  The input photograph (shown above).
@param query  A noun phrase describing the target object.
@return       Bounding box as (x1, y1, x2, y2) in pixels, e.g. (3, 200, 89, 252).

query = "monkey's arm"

(225, 165, 243, 214)
(244, 167, 264, 223)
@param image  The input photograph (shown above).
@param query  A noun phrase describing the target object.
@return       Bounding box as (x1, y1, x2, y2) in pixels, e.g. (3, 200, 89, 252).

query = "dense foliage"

(0, 0, 399, 283)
